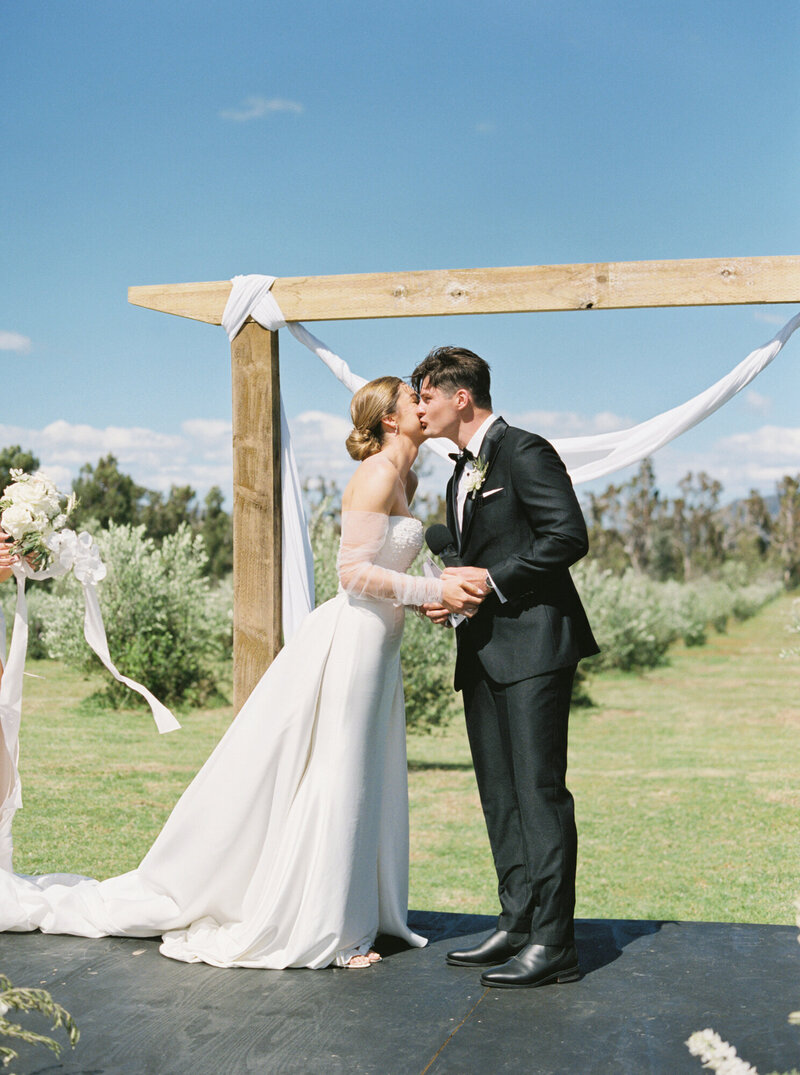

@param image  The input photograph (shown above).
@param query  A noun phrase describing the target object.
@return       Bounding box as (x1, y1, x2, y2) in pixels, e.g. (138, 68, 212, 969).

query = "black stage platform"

(2, 913, 798, 1074)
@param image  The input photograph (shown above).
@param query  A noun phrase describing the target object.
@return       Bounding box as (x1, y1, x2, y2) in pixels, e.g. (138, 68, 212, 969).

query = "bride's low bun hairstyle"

(346, 376, 403, 461)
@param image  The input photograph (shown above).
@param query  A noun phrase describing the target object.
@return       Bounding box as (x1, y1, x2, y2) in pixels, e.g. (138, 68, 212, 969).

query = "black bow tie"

(448, 448, 475, 466)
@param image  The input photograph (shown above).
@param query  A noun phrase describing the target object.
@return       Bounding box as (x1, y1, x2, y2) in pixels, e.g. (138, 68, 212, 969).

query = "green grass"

(10, 595, 800, 924)
(408, 593, 800, 925)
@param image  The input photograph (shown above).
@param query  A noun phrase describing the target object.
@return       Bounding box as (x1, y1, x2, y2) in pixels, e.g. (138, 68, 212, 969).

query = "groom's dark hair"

(410, 346, 492, 410)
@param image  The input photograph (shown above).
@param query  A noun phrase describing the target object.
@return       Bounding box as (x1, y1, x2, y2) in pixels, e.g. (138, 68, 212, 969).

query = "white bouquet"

(0, 469, 78, 570)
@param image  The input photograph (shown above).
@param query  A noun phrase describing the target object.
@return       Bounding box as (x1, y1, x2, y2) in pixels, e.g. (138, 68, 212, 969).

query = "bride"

(0, 377, 482, 969)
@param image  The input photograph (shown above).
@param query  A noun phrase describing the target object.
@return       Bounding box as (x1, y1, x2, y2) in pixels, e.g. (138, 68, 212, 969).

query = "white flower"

(0, 469, 78, 571)
(1, 502, 34, 539)
(4, 472, 60, 516)
(686, 1029, 759, 1074)
(465, 459, 489, 497)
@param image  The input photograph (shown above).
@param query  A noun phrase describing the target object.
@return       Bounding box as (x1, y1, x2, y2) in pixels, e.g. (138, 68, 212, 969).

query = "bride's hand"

(0, 530, 18, 575)
(422, 602, 451, 626)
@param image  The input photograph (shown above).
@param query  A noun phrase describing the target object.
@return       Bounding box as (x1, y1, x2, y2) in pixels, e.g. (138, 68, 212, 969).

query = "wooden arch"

(129, 254, 800, 710)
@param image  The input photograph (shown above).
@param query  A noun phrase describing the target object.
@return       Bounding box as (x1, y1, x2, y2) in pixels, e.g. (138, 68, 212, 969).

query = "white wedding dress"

(0, 513, 443, 969)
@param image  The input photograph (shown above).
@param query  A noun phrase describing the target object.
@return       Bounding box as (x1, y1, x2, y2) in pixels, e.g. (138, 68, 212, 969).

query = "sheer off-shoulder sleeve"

(336, 511, 444, 606)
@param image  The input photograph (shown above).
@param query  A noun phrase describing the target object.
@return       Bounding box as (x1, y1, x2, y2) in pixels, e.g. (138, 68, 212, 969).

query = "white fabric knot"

(222, 274, 286, 337)
(67, 531, 107, 584)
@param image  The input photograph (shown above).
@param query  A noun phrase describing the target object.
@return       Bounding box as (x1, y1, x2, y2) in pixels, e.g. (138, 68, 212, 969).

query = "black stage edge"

(2, 913, 798, 1074)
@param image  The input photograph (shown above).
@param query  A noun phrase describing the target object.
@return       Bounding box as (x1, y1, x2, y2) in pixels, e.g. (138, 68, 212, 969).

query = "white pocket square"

(481, 487, 504, 498)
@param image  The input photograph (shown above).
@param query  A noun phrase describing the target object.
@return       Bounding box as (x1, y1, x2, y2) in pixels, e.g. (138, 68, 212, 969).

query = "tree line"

(583, 459, 800, 589)
(2, 443, 799, 590)
(0, 446, 232, 579)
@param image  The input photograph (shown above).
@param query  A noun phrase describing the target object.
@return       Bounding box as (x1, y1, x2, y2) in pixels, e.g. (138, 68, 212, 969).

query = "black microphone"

(425, 524, 462, 567)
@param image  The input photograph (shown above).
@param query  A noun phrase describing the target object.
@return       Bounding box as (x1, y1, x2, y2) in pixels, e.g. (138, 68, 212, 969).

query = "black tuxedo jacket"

(446, 418, 599, 689)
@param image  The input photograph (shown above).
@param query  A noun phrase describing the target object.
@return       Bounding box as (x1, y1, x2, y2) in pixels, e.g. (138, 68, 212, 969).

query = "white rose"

(1, 503, 34, 539)
(2, 480, 28, 503)
(14, 476, 59, 516)
(31, 511, 54, 537)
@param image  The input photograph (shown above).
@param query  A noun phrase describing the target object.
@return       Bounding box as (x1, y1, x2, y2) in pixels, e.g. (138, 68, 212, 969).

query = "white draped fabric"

(223, 274, 800, 639)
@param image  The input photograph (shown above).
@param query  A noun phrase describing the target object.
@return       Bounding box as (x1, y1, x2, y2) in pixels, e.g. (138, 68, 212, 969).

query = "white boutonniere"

(465, 458, 489, 498)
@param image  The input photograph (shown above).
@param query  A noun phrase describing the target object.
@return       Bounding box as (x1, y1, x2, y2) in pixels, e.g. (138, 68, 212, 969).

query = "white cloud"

(219, 96, 304, 122)
(508, 409, 631, 438)
(753, 311, 790, 327)
(0, 332, 31, 353)
(649, 425, 800, 499)
(0, 419, 233, 501)
(743, 390, 771, 415)
(289, 410, 354, 490)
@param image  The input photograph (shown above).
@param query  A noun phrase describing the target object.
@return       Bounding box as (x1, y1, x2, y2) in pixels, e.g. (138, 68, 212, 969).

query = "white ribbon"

(552, 311, 800, 481)
(223, 273, 800, 637)
(0, 574, 29, 871)
(0, 530, 180, 871)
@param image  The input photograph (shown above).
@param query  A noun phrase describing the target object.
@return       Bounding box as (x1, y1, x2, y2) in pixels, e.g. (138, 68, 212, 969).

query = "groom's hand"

(441, 566, 491, 596)
(438, 576, 486, 617)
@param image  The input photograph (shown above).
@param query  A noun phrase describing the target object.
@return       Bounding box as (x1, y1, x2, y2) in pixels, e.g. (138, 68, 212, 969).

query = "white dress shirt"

(455, 413, 499, 530)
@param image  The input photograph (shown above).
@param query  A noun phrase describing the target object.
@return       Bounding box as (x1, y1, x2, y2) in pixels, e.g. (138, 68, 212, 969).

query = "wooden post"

(230, 322, 282, 712)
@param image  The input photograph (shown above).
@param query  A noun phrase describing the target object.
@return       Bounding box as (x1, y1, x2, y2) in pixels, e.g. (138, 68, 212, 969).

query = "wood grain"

(230, 323, 282, 712)
(129, 255, 800, 324)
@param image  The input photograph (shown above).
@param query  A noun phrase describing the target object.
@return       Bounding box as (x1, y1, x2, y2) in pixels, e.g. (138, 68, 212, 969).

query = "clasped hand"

(423, 566, 490, 624)
(0, 530, 18, 578)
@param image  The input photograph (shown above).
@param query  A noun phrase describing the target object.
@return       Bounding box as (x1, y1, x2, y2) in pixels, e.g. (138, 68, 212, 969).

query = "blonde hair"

(345, 376, 403, 461)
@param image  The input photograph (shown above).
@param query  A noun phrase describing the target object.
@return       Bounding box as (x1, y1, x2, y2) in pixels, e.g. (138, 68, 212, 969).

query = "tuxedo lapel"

(459, 418, 508, 552)
(446, 472, 458, 540)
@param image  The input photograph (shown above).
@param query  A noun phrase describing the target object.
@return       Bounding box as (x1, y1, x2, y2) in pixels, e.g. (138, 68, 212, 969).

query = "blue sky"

(2, 0, 799, 506)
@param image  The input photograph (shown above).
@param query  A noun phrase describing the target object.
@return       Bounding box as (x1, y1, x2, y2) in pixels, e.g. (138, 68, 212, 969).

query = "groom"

(412, 346, 599, 989)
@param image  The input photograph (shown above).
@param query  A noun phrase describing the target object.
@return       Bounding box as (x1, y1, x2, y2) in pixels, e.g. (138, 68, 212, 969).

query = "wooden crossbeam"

(129, 255, 800, 325)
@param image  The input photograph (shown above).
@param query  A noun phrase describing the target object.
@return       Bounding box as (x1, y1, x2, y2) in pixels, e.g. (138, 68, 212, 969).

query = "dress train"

(0, 517, 429, 968)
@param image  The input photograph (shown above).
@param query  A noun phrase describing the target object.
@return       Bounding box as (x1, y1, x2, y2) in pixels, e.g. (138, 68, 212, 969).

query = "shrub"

(38, 523, 231, 707)
(660, 581, 708, 647)
(574, 562, 782, 673)
(573, 562, 677, 671)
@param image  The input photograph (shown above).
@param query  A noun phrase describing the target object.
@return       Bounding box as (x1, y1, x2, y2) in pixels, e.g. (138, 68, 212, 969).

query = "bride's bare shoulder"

(343, 455, 397, 513)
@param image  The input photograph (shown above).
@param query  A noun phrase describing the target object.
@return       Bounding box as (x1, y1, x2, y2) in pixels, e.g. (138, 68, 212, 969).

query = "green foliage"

(37, 522, 231, 707)
(0, 973, 79, 1071)
(71, 454, 145, 530)
(774, 475, 800, 589)
(34, 449, 234, 580)
(307, 496, 341, 605)
(574, 561, 782, 671)
(0, 445, 41, 496)
(200, 486, 233, 578)
(140, 484, 198, 542)
(574, 563, 677, 671)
